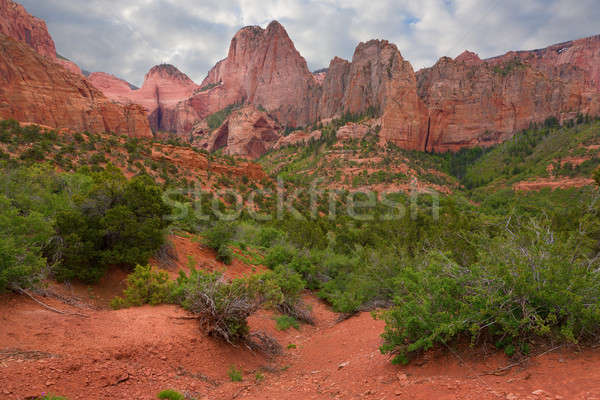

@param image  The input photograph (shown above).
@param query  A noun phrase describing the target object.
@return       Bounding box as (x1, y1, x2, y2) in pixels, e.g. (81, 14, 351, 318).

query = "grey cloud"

(17, 0, 600, 86)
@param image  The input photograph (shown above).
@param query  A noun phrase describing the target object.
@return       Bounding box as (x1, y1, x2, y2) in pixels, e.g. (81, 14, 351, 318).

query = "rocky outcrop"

(208, 106, 280, 158)
(91, 64, 200, 133)
(81, 15, 600, 155)
(0, 0, 55, 58)
(56, 58, 83, 76)
(202, 21, 319, 128)
(135, 64, 199, 132)
(274, 129, 322, 149)
(416, 40, 600, 152)
(88, 72, 134, 102)
(0, 34, 151, 137)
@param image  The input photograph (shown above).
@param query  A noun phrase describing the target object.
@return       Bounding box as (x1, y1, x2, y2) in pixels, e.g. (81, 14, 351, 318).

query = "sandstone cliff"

(0, 0, 55, 58)
(208, 105, 280, 158)
(202, 21, 319, 128)
(0, 34, 151, 137)
(416, 37, 600, 152)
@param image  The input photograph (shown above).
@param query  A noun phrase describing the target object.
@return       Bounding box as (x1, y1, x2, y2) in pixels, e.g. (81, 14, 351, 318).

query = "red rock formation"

(208, 106, 280, 158)
(336, 119, 381, 141)
(488, 35, 600, 92)
(56, 58, 83, 76)
(91, 64, 200, 133)
(274, 129, 322, 149)
(313, 70, 327, 85)
(88, 72, 134, 102)
(317, 57, 351, 119)
(135, 64, 199, 132)
(84, 16, 600, 154)
(202, 21, 319, 128)
(0, 34, 151, 137)
(416, 38, 600, 152)
(0, 0, 55, 58)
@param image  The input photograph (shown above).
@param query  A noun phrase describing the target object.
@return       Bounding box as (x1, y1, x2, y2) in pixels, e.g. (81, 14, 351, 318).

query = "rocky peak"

(88, 72, 134, 102)
(455, 50, 482, 65)
(0, 0, 56, 58)
(201, 20, 317, 127)
(143, 64, 196, 86)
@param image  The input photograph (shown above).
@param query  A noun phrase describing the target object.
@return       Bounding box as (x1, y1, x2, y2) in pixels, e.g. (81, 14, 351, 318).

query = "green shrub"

(157, 389, 185, 400)
(111, 265, 174, 308)
(228, 365, 243, 382)
(217, 244, 233, 265)
(264, 244, 297, 269)
(257, 227, 284, 248)
(37, 395, 68, 400)
(0, 195, 52, 292)
(275, 315, 300, 331)
(203, 222, 235, 264)
(53, 167, 170, 283)
(378, 218, 600, 364)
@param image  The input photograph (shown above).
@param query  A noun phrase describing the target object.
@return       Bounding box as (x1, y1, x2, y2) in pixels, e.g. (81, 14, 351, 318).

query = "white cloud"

(17, 0, 600, 85)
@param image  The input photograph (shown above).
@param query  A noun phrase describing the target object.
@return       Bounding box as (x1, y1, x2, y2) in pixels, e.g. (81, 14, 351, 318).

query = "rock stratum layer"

(0, 0, 55, 58)
(92, 20, 600, 156)
(0, 0, 151, 137)
(4, 0, 598, 155)
(0, 34, 151, 137)
(416, 36, 600, 151)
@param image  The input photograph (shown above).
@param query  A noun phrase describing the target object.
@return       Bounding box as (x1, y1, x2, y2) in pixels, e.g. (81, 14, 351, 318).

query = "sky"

(18, 0, 600, 87)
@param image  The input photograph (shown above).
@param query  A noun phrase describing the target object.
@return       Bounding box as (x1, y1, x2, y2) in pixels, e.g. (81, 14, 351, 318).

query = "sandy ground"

(2, 238, 600, 399)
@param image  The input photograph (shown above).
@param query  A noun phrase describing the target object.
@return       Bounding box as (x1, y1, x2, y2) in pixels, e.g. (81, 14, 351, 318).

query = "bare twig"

(16, 287, 89, 318)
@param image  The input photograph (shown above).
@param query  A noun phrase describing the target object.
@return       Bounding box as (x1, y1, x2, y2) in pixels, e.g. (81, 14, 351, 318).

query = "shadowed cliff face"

(0, 34, 151, 137)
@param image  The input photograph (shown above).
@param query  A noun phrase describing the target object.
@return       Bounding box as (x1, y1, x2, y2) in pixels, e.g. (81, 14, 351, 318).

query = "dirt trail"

(2, 241, 600, 399)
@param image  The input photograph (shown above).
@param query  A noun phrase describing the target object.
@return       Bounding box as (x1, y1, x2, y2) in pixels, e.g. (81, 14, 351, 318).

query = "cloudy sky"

(19, 0, 600, 87)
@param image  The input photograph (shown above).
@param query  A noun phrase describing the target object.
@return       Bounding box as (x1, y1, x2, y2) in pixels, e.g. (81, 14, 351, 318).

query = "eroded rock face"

(416, 40, 600, 152)
(274, 129, 322, 149)
(56, 58, 83, 76)
(84, 16, 600, 154)
(0, 34, 151, 137)
(88, 72, 134, 102)
(336, 119, 381, 141)
(91, 64, 200, 133)
(0, 0, 55, 58)
(208, 106, 281, 158)
(202, 21, 319, 128)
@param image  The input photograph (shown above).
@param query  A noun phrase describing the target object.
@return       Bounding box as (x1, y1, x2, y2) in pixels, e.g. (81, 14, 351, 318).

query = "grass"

(228, 365, 243, 382)
(157, 389, 185, 400)
(275, 315, 300, 331)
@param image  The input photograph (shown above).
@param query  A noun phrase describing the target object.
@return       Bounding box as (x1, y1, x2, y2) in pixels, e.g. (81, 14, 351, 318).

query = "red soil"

(513, 177, 595, 191)
(2, 240, 600, 399)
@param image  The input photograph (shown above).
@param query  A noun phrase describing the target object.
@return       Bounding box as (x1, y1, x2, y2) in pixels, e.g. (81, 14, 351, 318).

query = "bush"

(180, 270, 269, 343)
(0, 195, 52, 292)
(228, 365, 243, 382)
(157, 389, 185, 400)
(264, 266, 312, 323)
(257, 227, 284, 248)
(53, 167, 170, 283)
(203, 222, 235, 265)
(264, 244, 297, 269)
(275, 315, 300, 331)
(217, 244, 233, 265)
(378, 218, 600, 364)
(111, 265, 174, 309)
